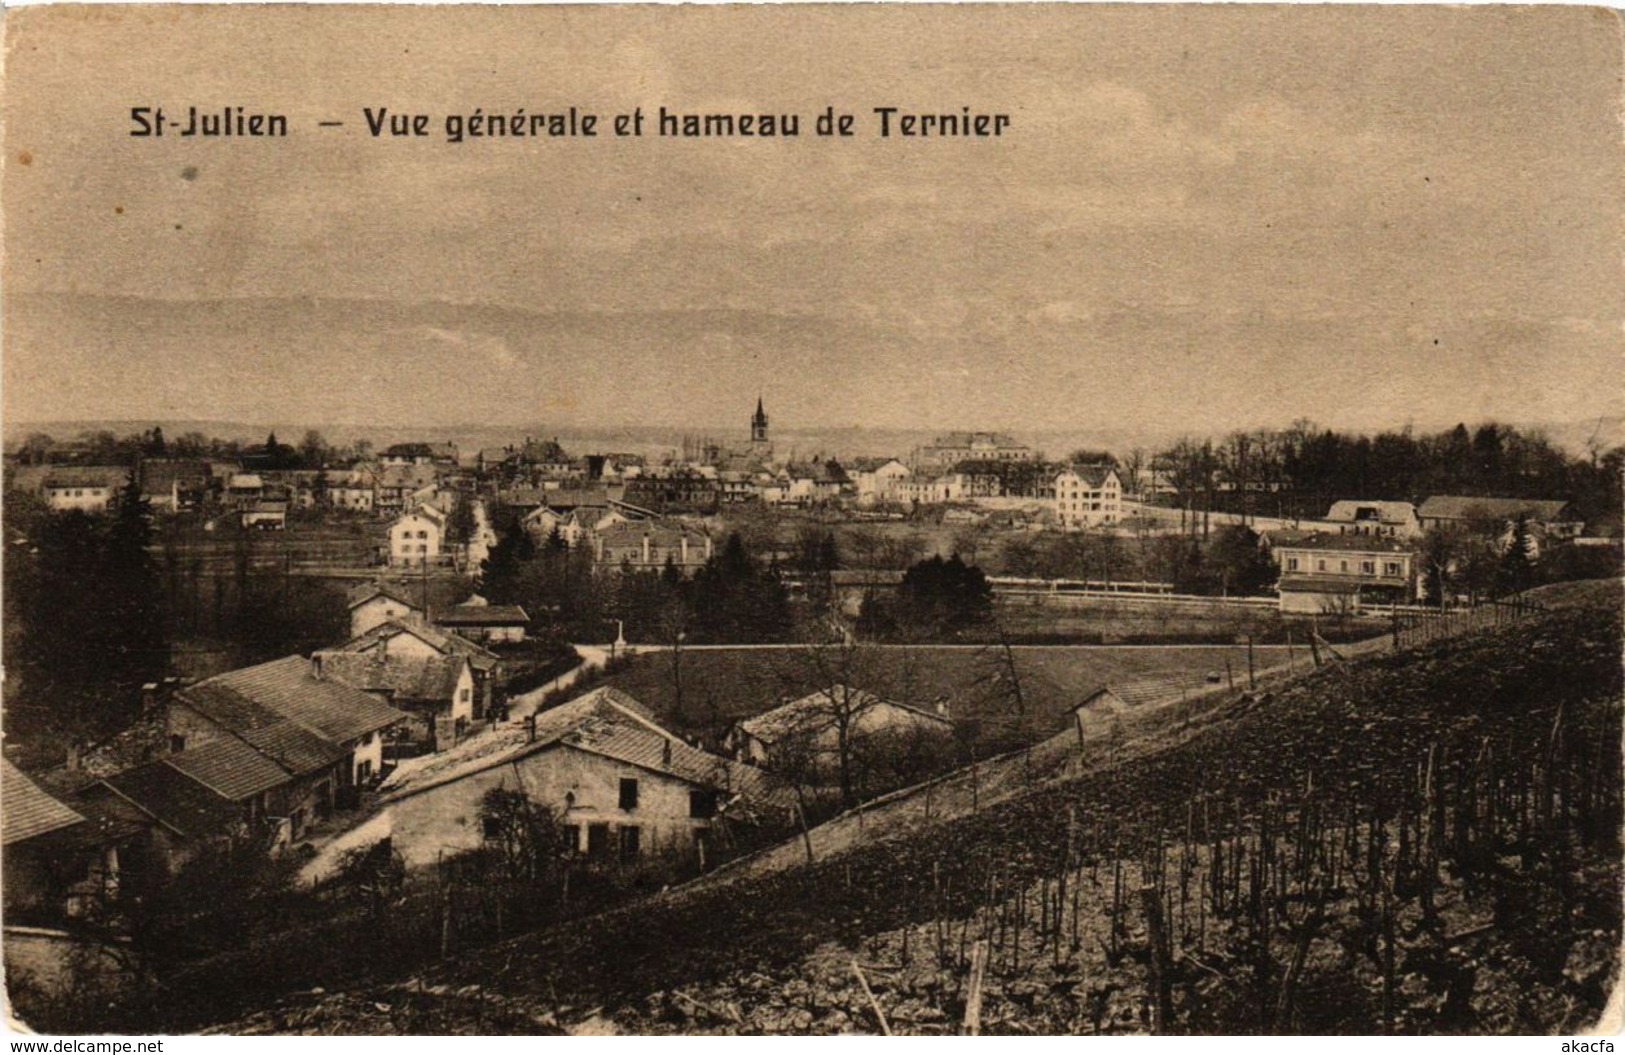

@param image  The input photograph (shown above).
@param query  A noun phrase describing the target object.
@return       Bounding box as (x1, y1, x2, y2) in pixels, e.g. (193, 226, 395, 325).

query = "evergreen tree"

(1496, 513, 1538, 595)
(892, 553, 993, 640)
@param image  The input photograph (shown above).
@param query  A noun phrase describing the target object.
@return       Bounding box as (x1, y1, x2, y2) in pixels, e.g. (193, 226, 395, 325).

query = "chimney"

(525, 714, 537, 743)
(66, 742, 82, 772)
(141, 682, 161, 714)
(662, 739, 673, 767)
(311, 654, 324, 680)
(934, 695, 950, 718)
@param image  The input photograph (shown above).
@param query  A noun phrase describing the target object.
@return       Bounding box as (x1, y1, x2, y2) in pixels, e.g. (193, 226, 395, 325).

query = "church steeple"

(751, 396, 769, 444)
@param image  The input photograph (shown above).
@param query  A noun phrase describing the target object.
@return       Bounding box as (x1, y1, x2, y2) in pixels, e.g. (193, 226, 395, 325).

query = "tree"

(773, 643, 888, 810)
(476, 788, 572, 885)
(1418, 528, 1458, 607)
(11, 473, 169, 743)
(1204, 525, 1276, 596)
(479, 525, 535, 604)
(889, 554, 993, 641)
(1496, 513, 1538, 596)
(298, 429, 329, 470)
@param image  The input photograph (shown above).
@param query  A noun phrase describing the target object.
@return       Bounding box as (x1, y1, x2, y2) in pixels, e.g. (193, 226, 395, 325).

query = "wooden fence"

(1387, 597, 1545, 651)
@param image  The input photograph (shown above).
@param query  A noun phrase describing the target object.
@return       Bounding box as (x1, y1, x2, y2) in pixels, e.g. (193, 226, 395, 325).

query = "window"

(1361, 561, 1375, 575)
(1339, 561, 1349, 573)
(482, 814, 502, 839)
(619, 825, 641, 861)
(169, 734, 186, 753)
(1385, 562, 1401, 576)
(690, 789, 719, 819)
(562, 824, 580, 853)
(1316, 560, 1326, 572)
(619, 778, 639, 810)
(587, 823, 610, 857)
(460, 688, 471, 703)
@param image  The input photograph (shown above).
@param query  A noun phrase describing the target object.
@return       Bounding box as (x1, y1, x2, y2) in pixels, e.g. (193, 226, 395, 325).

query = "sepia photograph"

(1, 2, 1622, 1038)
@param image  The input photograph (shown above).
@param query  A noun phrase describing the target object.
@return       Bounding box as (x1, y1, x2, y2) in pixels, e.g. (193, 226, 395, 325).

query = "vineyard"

(214, 584, 1620, 1035)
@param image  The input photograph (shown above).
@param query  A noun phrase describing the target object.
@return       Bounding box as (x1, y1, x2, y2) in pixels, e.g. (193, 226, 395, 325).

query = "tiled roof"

(140, 459, 212, 492)
(189, 655, 407, 745)
(596, 521, 710, 550)
(1059, 464, 1117, 486)
(1271, 533, 1413, 554)
(175, 682, 349, 777)
(313, 652, 468, 703)
(378, 465, 438, 490)
(101, 762, 240, 838)
(738, 685, 951, 745)
(346, 582, 422, 611)
(380, 687, 673, 802)
(435, 605, 530, 627)
(1418, 495, 1574, 522)
(42, 466, 127, 489)
(1325, 500, 1418, 524)
(339, 619, 499, 671)
(559, 716, 769, 799)
(1074, 676, 1206, 713)
(165, 737, 299, 801)
(2, 758, 88, 845)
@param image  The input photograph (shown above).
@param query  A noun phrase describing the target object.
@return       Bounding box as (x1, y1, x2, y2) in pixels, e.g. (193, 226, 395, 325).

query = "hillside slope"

(206, 594, 1621, 1035)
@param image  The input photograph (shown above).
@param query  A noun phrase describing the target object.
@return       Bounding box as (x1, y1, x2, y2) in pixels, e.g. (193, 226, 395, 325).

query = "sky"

(3, 5, 1621, 435)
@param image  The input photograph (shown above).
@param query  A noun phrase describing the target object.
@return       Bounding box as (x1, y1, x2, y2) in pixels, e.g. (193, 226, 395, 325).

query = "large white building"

(388, 508, 445, 567)
(1054, 465, 1123, 529)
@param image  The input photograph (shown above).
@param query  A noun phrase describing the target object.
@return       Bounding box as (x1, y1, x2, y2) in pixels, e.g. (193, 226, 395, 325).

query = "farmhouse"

(2, 759, 110, 923)
(725, 684, 954, 770)
(171, 655, 407, 796)
(347, 582, 425, 638)
(434, 596, 531, 644)
(371, 687, 777, 870)
(1417, 495, 1584, 544)
(334, 618, 501, 718)
(41, 467, 124, 513)
(313, 650, 476, 752)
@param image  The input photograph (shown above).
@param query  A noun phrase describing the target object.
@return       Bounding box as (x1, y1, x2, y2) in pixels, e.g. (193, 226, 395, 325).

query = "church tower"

(750, 396, 770, 453)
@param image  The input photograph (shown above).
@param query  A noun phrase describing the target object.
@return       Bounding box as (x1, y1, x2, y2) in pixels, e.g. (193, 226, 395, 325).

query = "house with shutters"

(388, 507, 445, 567)
(1268, 532, 1418, 613)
